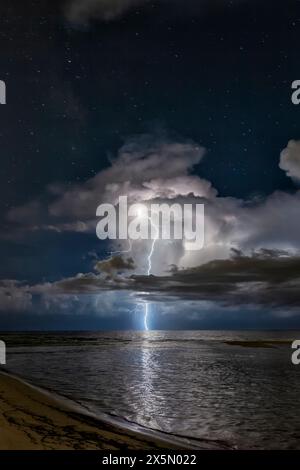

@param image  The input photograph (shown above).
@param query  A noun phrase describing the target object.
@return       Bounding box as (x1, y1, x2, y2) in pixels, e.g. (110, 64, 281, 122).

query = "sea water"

(1, 330, 300, 449)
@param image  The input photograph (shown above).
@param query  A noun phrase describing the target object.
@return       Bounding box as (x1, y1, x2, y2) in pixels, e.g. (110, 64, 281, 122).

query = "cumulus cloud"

(6, 133, 300, 276)
(47, 136, 207, 220)
(7, 134, 207, 230)
(279, 140, 300, 182)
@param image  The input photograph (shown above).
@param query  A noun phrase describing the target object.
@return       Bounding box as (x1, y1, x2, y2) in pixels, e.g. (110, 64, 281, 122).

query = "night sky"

(1, 0, 300, 330)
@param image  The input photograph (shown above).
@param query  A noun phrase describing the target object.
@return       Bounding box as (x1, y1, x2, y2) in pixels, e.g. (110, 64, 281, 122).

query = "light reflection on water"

(2, 330, 300, 449)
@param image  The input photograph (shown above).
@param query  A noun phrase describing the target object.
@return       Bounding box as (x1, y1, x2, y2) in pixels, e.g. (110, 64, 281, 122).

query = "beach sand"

(0, 371, 219, 450)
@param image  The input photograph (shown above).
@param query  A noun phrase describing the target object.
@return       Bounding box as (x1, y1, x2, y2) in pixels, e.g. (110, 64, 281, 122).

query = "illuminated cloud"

(6, 134, 300, 277)
(279, 140, 300, 182)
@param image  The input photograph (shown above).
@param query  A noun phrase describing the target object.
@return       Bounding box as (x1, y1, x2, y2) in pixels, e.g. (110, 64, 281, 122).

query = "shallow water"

(1, 330, 300, 449)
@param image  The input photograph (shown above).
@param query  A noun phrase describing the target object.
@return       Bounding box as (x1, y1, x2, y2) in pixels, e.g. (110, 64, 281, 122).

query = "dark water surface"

(1, 330, 300, 449)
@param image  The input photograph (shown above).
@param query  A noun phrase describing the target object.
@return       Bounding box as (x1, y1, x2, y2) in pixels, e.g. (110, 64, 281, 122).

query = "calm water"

(1, 330, 300, 449)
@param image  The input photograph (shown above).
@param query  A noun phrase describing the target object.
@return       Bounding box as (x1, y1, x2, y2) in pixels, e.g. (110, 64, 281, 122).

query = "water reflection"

(3, 330, 300, 449)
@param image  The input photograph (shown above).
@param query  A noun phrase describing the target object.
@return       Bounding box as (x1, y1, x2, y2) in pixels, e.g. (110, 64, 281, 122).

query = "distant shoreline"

(0, 370, 227, 450)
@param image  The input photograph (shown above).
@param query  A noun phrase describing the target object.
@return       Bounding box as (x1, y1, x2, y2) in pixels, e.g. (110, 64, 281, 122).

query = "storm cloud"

(2, 249, 300, 313)
(50, 249, 300, 310)
(6, 134, 300, 276)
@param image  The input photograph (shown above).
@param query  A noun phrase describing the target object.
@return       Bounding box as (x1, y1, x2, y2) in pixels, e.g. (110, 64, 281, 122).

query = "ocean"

(1, 330, 300, 449)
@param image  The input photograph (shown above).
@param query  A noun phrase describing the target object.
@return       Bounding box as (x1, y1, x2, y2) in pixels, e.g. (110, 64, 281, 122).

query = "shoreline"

(0, 370, 228, 450)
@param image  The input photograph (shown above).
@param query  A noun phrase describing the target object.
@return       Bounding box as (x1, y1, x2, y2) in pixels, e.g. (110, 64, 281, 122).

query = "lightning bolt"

(147, 232, 159, 275)
(103, 238, 148, 330)
(146, 214, 159, 275)
(104, 210, 159, 332)
(144, 215, 159, 330)
(144, 302, 149, 331)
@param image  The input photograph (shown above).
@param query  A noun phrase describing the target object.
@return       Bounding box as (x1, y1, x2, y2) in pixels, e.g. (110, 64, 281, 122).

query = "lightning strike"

(144, 215, 159, 330)
(144, 303, 149, 331)
(104, 209, 160, 332)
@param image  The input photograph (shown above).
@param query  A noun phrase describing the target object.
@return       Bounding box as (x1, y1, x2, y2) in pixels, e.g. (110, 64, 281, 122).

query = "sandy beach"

(0, 370, 225, 451)
(0, 371, 187, 450)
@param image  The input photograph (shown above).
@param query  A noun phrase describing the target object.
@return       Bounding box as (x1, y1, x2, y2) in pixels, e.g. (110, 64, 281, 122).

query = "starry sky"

(1, 0, 300, 330)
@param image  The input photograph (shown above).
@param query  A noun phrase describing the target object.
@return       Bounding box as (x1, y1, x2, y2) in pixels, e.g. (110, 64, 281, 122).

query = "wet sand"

(0, 371, 183, 450)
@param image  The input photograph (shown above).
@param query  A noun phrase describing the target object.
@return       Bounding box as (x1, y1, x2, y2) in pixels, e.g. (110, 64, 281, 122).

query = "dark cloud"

(132, 250, 300, 308)
(1, 249, 296, 312)
(90, 249, 300, 309)
(95, 255, 135, 274)
(0, 280, 32, 311)
(2, 249, 300, 314)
